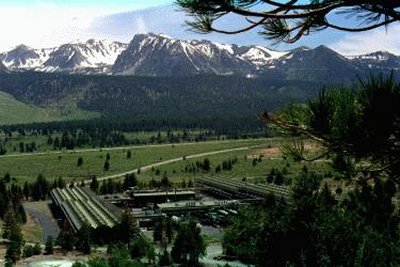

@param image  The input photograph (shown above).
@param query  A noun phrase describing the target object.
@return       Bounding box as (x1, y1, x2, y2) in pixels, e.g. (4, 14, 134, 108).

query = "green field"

(136, 144, 332, 185)
(0, 91, 99, 125)
(0, 139, 274, 184)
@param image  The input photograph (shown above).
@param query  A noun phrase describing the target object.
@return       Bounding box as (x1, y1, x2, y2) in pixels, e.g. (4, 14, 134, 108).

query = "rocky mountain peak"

(0, 33, 399, 76)
(0, 39, 127, 73)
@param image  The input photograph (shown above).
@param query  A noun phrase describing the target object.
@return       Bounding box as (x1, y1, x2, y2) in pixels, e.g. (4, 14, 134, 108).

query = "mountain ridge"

(1, 33, 399, 78)
(0, 40, 127, 73)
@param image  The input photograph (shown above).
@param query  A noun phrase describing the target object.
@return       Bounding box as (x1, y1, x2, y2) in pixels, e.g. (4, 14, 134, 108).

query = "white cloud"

(6, 3, 399, 56)
(134, 17, 147, 34)
(88, 5, 274, 47)
(0, 4, 148, 52)
(331, 24, 400, 55)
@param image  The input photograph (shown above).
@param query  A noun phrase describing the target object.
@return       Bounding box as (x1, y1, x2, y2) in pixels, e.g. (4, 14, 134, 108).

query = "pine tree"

(171, 220, 206, 265)
(77, 157, 83, 167)
(57, 227, 75, 254)
(33, 243, 41, 255)
(22, 182, 30, 201)
(90, 176, 99, 193)
(76, 223, 91, 254)
(202, 158, 211, 172)
(103, 160, 110, 172)
(118, 211, 139, 244)
(45, 236, 54, 255)
(4, 209, 23, 264)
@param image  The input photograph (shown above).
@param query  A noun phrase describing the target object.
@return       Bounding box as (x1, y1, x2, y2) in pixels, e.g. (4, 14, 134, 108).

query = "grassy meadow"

(0, 139, 273, 184)
(134, 142, 332, 185)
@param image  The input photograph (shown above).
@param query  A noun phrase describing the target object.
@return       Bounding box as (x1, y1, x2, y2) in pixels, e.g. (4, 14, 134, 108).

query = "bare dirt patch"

(249, 142, 321, 159)
(248, 146, 282, 158)
(23, 201, 54, 218)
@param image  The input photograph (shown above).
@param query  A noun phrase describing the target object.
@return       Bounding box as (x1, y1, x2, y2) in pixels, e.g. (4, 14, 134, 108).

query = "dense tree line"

(0, 70, 331, 143)
(3, 209, 24, 265)
(0, 125, 267, 155)
(0, 173, 64, 265)
(0, 71, 322, 124)
(1, 118, 266, 140)
(223, 169, 400, 266)
(0, 174, 29, 265)
(220, 75, 400, 266)
(0, 175, 26, 223)
(21, 175, 66, 201)
(48, 130, 128, 150)
(0, 174, 66, 216)
(69, 217, 205, 267)
(90, 174, 138, 195)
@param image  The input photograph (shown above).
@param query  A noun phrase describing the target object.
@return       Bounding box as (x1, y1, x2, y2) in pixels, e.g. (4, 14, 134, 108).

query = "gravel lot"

(23, 202, 60, 242)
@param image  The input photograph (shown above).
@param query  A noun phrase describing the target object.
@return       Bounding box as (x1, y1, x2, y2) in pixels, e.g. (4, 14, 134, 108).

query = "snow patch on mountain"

(0, 40, 127, 73)
(0, 33, 399, 76)
(237, 46, 288, 67)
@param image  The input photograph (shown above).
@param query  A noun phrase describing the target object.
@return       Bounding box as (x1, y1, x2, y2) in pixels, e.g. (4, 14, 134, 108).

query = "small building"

(156, 200, 242, 226)
(130, 189, 196, 207)
(99, 193, 133, 207)
(156, 200, 240, 214)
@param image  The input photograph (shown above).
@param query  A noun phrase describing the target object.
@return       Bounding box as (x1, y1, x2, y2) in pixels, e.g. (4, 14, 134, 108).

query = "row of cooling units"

(50, 186, 122, 232)
(195, 176, 292, 200)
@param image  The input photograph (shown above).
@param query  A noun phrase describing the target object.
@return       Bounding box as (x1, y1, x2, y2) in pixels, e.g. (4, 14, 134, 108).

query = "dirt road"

(86, 146, 251, 183)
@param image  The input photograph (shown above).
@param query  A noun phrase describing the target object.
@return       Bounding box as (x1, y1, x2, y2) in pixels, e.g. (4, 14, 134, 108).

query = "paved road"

(23, 204, 60, 243)
(85, 146, 251, 184)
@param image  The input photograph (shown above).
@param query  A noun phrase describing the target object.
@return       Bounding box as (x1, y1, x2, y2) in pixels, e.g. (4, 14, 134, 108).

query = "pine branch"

(177, 0, 400, 43)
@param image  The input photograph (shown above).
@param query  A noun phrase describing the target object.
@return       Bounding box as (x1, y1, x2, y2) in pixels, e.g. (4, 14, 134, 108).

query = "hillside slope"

(0, 90, 99, 125)
(0, 72, 322, 126)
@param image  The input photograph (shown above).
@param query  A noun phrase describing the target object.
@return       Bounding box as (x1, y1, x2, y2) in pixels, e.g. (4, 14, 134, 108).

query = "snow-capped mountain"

(235, 45, 288, 67)
(1, 33, 399, 78)
(111, 33, 290, 76)
(350, 51, 400, 71)
(112, 33, 250, 76)
(0, 44, 53, 70)
(0, 40, 127, 73)
(112, 33, 400, 78)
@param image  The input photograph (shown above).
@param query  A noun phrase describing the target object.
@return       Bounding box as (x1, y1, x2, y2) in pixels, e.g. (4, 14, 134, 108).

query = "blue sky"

(0, 1, 399, 55)
(0, 0, 172, 7)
